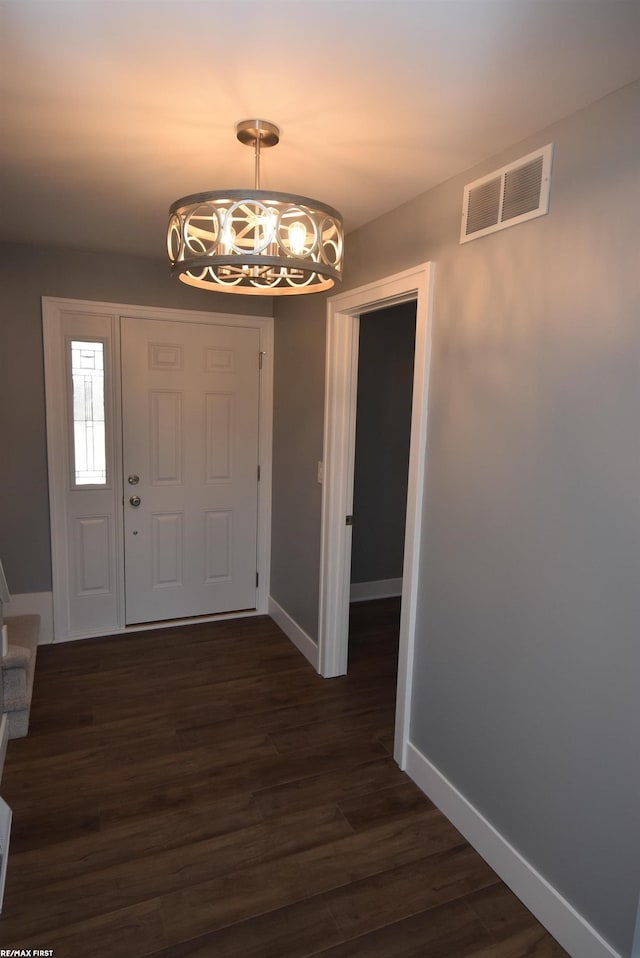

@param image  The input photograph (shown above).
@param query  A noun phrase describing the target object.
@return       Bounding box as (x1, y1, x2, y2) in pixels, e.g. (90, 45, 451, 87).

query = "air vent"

(460, 144, 553, 243)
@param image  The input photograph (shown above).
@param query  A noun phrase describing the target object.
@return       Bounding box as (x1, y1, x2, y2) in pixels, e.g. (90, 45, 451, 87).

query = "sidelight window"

(69, 340, 107, 486)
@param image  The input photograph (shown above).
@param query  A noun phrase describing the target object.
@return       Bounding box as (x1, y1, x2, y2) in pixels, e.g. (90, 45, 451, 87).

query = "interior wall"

(271, 79, 640, 956)
(0, 243, 270, 595)
(270, 293, 326, 640)
(408, 82, 640, 958)
(351, 302, 415, 586)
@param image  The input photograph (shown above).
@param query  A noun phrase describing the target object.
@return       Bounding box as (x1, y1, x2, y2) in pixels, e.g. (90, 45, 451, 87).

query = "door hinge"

(257, 464, 261, 482)
(259, 350, 265, 370)
(345, 515, 353, 526)
(256, 572, 259, 587)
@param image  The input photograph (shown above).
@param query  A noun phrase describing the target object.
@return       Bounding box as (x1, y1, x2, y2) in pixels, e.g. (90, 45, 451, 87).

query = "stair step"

(2, 615, 40, 740)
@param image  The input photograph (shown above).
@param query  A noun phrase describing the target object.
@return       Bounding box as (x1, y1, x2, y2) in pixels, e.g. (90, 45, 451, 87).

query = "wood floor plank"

(337, 778, 435, 830)
(1, 804, 353, 942)
(160, 806, 466, 946)
(0, 600, 568, 957)
(3, 898, 168, 958)
(464, 926, 572, 958)
(464, 883, 571, 955)
(6, 710, 176, 764)
(267, 705, 395, 754)
(253, 757, 405, 820)
(7, 791, 261, 888)
(176, 686, 393, 749)
(3, 733, 279, 826)
(5, 803, 102, 856)
(305, 897, 496, 958)
(323, 844, 499, 939)
(146, 898, 344, 958)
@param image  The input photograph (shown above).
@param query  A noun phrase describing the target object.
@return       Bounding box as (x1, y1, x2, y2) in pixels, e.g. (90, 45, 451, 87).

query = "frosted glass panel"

(71, 340, 107, 486)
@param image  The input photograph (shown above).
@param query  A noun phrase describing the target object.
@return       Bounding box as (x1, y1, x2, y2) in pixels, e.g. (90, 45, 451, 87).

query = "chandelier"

(167, 120, 344, 295)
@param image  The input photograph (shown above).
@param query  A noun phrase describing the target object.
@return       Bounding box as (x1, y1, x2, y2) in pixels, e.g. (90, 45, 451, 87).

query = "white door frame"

(318, 263, 435, 769)
(43, 296, 273, 643)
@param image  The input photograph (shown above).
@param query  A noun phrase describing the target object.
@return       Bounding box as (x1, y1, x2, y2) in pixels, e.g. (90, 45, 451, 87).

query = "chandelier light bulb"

(288, 221, 307, 256)
(221, 221, 236, 254)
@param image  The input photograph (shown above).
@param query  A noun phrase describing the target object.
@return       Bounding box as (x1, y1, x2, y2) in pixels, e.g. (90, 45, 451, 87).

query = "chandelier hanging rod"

(235, 119, 280, 190)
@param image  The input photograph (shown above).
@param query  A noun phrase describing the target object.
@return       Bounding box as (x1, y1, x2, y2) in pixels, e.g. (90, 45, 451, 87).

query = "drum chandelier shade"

(167, 120, 344, 295)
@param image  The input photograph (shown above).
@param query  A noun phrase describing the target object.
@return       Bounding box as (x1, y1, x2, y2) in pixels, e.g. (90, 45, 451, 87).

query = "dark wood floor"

(0, 598, 568, 957)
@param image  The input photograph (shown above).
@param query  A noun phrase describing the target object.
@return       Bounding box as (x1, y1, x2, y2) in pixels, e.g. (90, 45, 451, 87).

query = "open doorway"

(348, 301, 416, 687)
(350, 302, 416, 608)
(318, 263, 435, 769)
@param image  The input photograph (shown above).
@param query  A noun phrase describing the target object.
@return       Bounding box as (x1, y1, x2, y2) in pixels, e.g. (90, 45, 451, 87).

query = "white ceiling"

(1, 0, 639, 259)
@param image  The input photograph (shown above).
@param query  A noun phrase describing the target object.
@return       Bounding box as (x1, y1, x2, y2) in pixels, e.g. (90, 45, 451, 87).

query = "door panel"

(121, 316, 260, 624)
(73, 515, 112, 595)
(150, 391, 183, 483)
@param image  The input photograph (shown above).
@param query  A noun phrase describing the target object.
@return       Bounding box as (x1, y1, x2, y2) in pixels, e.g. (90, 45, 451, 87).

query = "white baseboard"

(268, 596, 318, 670)
(0, 795, 11, 914)
(405, 742, 622, 958)
(0, 715, 8, 785)
(55, 608, 263, 644)
(632, 897, 640, 958)
(2, 592, 53, 645)
(350, 577, 403, 602)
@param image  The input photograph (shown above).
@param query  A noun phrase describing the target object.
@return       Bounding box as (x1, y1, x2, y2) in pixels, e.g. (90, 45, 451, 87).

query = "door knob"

(129, 495, 141, 507)
(128, 474, 140, 485)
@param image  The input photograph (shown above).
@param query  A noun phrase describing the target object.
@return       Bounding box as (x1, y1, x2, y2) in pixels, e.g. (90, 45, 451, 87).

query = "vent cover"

(460, 144, 553, 243)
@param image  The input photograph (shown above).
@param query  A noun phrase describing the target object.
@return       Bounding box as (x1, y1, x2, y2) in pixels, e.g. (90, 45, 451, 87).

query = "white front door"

(121, 316, 260, 624)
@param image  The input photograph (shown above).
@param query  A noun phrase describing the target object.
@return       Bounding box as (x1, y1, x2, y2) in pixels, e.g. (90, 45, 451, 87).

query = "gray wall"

(270, 79, 640, 956)
(270, 293, 326, 639)
(351, 303, 415, 585)
(0, 243, 270, 594)
(409, 83, 640, 957)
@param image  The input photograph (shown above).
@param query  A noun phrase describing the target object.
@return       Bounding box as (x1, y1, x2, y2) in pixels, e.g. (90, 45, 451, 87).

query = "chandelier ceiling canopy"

(167, 120, 344, 296)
